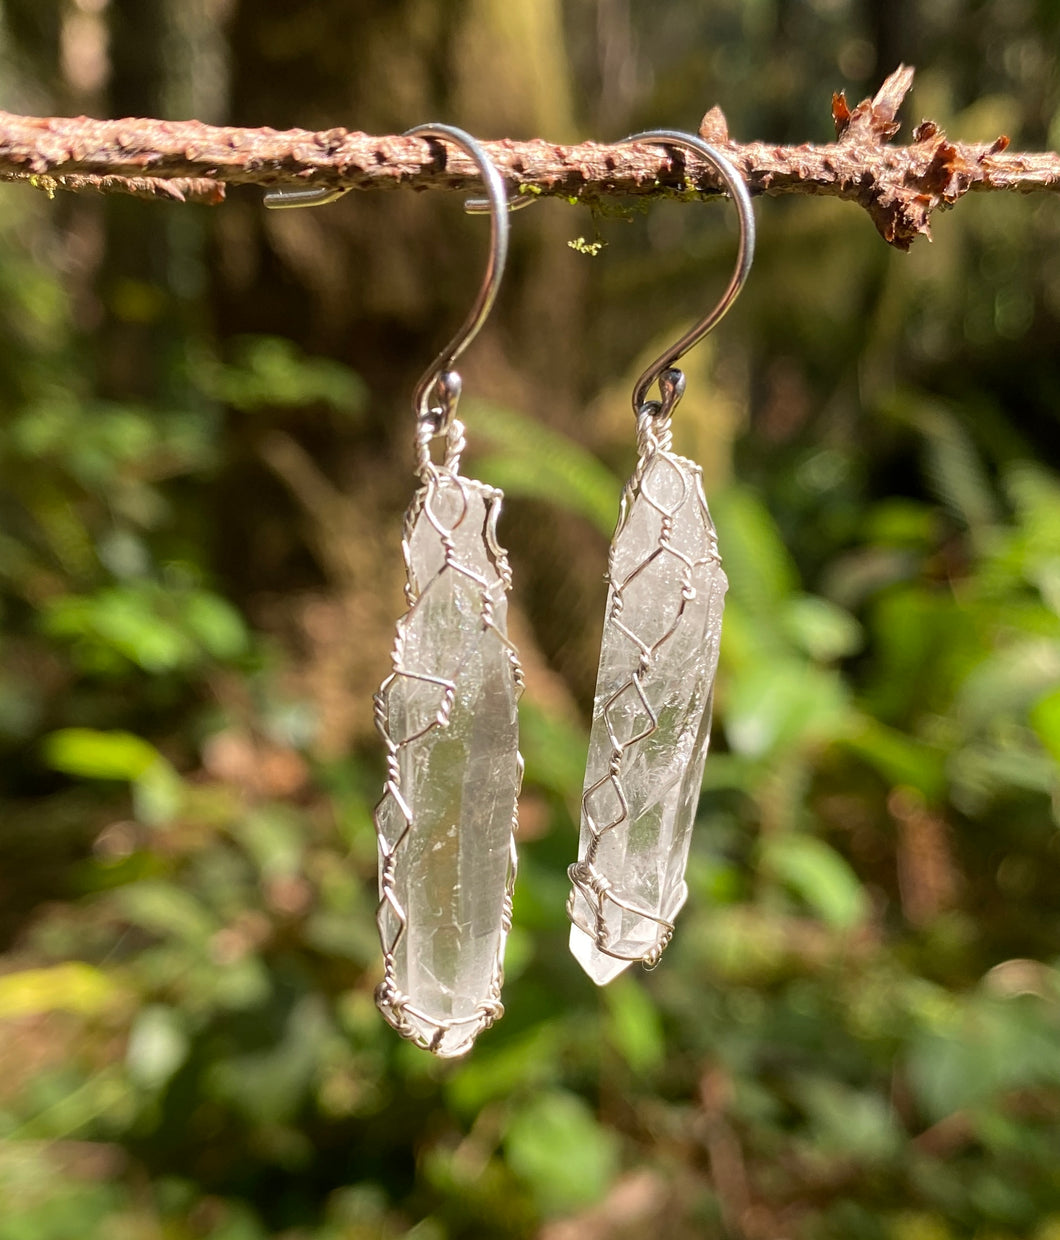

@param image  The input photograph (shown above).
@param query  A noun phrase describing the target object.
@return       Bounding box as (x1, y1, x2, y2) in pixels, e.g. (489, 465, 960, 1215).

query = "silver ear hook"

(263, 125, 510, 434)
(617, 130, 755, 416)
(403, 124, 510, 431)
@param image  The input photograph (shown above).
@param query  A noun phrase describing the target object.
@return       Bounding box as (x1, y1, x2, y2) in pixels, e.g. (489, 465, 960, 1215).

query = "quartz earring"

(371, 126, 523, 1055)
(567, 132, 755, 984)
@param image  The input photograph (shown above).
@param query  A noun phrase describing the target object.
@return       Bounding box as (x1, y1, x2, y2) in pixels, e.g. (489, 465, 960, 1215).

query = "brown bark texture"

(0, 66, 1056, 248)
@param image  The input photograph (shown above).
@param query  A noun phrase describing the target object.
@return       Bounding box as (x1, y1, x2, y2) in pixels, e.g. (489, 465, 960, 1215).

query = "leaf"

(888, 1213, 955, 1240)
(948, 741, 1057, 815)
(955, 639, 1060, 733)
(724, 659, 850, 758)
(43, 582, 247, 674)
(761, 834, 869, 930)
(505, 1090, 620, 1215)
(467, 399, 622, 536)
(781, 594, 863, 661)
(864, 498, 938, 548)
(233, 806, 305, 879)
(1004, 461, 1060, 561)
(43, 728, 161, 781)
(793, 1076, 900, 1162)
(43, 727, 184, 826)
(862, 585, 978, 724)
(906, 995, 1060, 1122)
(840, 714, 948, 802)
(709, 488, 800, 619)
(205, 996, 329, 1124)
(518, 699, 589, 799)
(132, 758, 185, 828)
(446, 1024, 562, 1117)
(43, 588, 193, 673)
(604, 977, 665, 1073)
(125, 1005, 190, 1088)
(113, 882, 219, 946)
(0, 963, 125, 1019)
(201, 335, 366, 415)
(1030, 686, 1060, 764)
(182, 590, 248, 660)
(887, 393, 998, 532)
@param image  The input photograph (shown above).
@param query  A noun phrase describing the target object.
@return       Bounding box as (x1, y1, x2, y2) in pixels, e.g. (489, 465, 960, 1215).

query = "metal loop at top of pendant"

(617, 129, 755, 418)
(404, 123, 510, 436)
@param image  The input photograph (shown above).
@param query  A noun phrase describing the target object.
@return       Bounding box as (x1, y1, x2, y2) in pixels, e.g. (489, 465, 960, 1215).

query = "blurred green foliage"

(2, 2, 1060, 1238)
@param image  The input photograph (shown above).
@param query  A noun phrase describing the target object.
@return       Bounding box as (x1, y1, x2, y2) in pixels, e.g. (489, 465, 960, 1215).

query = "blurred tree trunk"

(108, 0, 168, 120)
(866, 0, 917, 89)
(210, 0, 601, 746)
(0, 0, 62, 109)
(97, 0, 182, 402)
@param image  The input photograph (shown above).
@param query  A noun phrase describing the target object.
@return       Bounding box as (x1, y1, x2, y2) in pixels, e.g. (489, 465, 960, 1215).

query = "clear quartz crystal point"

(374, 472, 522, 1056)
(568, 445, 727, 985)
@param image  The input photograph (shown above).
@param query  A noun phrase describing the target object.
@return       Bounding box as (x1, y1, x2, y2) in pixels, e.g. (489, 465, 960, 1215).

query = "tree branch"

(0, 66, 1056, 248)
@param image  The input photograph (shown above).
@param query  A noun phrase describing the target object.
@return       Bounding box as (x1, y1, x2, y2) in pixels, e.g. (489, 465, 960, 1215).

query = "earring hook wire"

(263, 185, 350, 209)
(464, 191, 537, 215)
(264, 124, 510, 433)
(617, 130, 755, 415)
(403, 124, 510, 430)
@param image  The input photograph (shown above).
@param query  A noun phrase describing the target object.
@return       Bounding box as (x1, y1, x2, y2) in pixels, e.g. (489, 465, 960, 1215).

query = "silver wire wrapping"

(567, 391, 727, 984)
(565, 134, 750, 985)
(373, 414, 523, 1057)
(266, 122, 521, 1054)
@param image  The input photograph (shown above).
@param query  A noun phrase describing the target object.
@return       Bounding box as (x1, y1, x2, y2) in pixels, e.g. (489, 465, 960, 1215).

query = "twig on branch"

(0, 170, 225, 205)
(0, 66, 1056, 249)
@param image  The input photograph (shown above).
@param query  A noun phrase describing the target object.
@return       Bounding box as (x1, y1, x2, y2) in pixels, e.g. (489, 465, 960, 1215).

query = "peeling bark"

(0, 66, 1056, 248)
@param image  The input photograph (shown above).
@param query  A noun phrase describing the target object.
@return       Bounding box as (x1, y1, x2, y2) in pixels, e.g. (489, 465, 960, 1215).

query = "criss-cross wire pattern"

(568, 397, 724, 970)
(373, 418, 523, 1056)
(565, 135, 751, 983)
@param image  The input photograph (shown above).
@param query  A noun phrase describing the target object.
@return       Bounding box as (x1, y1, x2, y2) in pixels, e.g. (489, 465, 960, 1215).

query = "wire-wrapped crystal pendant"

(568, 411, 727, 984)
(374, 459, 523, 1056)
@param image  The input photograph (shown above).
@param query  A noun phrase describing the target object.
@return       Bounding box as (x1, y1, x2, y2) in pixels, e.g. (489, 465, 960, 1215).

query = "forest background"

(1, 1, 1060, 1238)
